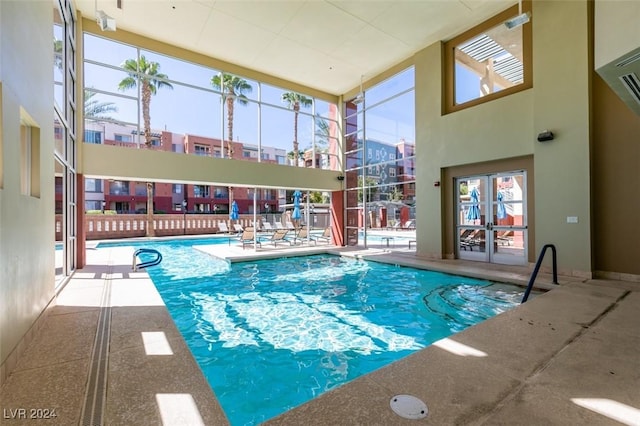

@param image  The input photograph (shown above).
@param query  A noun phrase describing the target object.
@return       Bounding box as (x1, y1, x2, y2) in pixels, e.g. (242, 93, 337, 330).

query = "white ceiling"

(76, 0, 515, 96)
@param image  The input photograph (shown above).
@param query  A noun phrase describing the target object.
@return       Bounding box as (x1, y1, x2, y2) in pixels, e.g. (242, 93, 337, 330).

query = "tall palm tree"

(118, 55, 173, 237)
(210, 73, 253, 158)
(282, 92, 312, 166)
(210, 73, 253, 212)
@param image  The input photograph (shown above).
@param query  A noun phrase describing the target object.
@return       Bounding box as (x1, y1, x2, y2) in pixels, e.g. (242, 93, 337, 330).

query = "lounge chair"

(261, 222, 274, 232)
(262, 229, 292, 247)
(315, 227, 331, 243)
(496, 230, 513, 246)
(293, 227, 316, 245)
(233, 223, 244, 234)
(218, 221, 232, 234)
(236, 227, 261, 249)
(274, 222, 286, 230)
(403, 220, 415, 230)
(460, 229, 482, 250)
(285, 221, 296, 230)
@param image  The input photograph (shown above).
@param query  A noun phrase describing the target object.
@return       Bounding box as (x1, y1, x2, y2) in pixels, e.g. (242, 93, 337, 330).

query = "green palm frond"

(211, 73, 253, 105)
(84, 90, 118, 120)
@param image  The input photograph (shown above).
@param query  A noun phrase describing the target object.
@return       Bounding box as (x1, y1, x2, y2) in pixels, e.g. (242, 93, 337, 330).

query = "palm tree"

(118, 55, 173, 237)
(210, 73, 253, 158)
(282, 92, 312, 166)
(53, 37, 63, 70)
(84, 90, 118, 121)
(210, 73, 253, 212)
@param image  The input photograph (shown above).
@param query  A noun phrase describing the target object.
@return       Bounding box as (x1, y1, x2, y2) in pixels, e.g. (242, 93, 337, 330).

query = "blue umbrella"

(230, 200, 239, 221)
(496, 191, 507, 220)
(466, 187, 481, 222)
(291, 190, 302, 221)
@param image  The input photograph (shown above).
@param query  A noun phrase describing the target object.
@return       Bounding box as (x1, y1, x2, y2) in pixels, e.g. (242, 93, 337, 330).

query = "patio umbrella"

(291, 190, 302, 221)
(496, 191, 507, 220)
(466, 187, 481, 222)
(230, 200, 239, 221)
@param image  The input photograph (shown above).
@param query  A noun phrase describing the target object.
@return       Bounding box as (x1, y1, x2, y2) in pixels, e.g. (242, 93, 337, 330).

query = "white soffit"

(75, 0, 514, 95)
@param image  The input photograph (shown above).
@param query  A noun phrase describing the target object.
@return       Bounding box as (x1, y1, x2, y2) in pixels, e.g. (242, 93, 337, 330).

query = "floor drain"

(390, 394, 428, 420)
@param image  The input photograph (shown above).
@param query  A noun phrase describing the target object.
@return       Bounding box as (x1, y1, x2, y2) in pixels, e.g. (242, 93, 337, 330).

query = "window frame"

(443, 1, 532, 114)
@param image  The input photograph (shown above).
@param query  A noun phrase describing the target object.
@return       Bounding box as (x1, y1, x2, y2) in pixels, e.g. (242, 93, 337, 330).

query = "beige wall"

(594, 0, 640, 69)
(532, 0, 592, 276)
(82, 144, 344, 192)
(414, 0, 593, 275)
(592, 74, 640, 276)
(0, 1, 56, 367)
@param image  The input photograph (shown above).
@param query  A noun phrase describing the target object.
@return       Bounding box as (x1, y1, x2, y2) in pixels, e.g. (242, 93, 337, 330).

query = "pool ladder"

(132, 248, 163, 271)
(521, 244, 559, 303)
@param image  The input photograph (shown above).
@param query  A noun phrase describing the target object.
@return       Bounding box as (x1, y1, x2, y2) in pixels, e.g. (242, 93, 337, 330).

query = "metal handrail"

(132, 248, 163, 271)
(521, 244, 559, 303)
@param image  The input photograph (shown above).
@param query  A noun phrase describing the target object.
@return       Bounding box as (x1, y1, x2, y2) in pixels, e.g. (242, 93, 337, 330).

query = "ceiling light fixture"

(504, 0, 530, 29)
(352, 75, 365, 105)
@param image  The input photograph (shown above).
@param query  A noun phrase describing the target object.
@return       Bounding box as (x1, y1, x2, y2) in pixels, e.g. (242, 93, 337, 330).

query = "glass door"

(456, 172, 527, 265)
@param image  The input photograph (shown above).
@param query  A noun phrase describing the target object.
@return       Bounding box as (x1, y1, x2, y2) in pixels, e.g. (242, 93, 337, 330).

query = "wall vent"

(619, 73, 640, 106)
(615, 52, 640, 68)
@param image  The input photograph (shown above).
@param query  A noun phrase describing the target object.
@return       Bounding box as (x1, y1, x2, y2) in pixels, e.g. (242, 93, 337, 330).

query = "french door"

(456, 172, 527, 265)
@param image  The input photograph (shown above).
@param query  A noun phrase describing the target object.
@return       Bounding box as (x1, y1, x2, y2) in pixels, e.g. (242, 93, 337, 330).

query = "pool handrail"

(132, 248, 163, 271)
(521, 243, 558, 303)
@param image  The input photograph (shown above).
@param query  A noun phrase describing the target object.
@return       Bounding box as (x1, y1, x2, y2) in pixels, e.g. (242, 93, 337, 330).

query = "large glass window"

(54, 0, 77, 287)
(82, 33, 340, 171)
(444, 1, 532, 113)
(344, 67, 416, 247)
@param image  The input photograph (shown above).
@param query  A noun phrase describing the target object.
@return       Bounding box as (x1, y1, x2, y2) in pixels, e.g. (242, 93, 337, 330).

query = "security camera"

(96, 10, 116, 31)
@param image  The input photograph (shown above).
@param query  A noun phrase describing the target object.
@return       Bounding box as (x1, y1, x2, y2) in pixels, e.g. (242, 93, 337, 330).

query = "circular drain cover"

(390, 394, 428, 420)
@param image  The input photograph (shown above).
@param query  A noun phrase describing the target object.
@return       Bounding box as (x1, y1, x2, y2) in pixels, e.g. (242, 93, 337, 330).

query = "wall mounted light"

(537, 130, 554, 142)
(504, 0, 530, 29)
(337, 175, 345, 181)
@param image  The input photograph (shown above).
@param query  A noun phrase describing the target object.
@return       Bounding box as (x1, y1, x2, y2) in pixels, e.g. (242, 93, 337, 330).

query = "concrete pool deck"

(1, 240, 638, 425)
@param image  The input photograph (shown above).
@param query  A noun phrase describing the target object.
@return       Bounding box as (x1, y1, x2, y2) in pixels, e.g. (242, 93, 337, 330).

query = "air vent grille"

(615, 52, 640, 68)
(619, 73, 640, 106)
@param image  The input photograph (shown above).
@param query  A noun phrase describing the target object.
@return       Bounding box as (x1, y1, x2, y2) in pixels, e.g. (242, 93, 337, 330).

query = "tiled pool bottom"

(128, 243, 529, 425)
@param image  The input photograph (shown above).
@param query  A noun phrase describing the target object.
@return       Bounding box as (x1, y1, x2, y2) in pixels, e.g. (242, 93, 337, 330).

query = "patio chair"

(262, 229, 292, 247)
(293, 227, 316, 245)
(218, 221, 232, 234)
(460, 229, 482, 251)
(315, 227, 331, 243)
(237, 227, 261, 250)
(496, 230, 513, 246)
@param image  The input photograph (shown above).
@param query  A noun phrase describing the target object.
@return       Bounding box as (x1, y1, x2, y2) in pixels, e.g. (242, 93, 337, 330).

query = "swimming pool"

(103, 238, 529, 425)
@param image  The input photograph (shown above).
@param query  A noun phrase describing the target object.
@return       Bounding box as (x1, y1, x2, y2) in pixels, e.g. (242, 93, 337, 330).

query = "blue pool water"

(100, 238, 528, 425)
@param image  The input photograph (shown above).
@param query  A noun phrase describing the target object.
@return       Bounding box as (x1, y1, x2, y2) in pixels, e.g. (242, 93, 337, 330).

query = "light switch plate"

(567, 216, 578, 223)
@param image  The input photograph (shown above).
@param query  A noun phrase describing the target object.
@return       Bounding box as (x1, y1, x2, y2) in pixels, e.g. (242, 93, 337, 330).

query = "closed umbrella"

(496, 191, 507, 220)
(230, 200, 239, 221)
(466, 187, 481, 222)
(291, 190, 302, 223)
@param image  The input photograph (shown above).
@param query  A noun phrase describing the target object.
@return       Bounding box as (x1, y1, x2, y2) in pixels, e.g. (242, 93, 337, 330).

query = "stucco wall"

(0, 1, 55, 367)
(594, 0, 640, 69)
(414, 0, 593, 275)
(592, 74, 640, 276)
